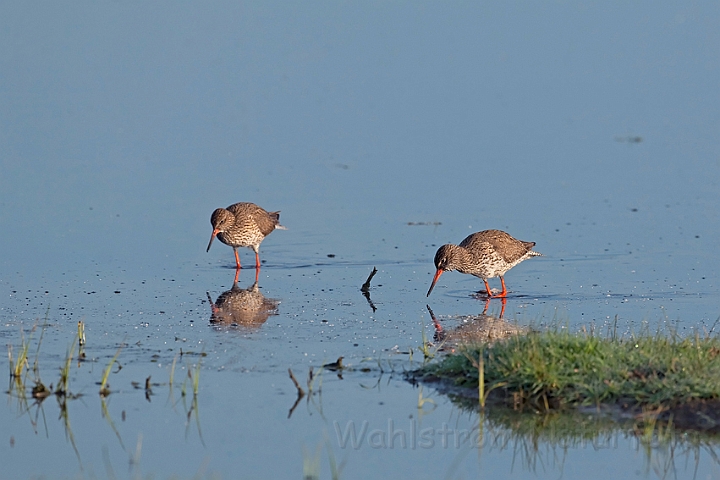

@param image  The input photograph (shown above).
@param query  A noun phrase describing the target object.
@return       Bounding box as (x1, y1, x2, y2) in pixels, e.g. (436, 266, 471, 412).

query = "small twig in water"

(287, 368, 306, 419)
(288, 368, 305, 398)
(361, 268, 378, 312)
(361, 267, 378, 293)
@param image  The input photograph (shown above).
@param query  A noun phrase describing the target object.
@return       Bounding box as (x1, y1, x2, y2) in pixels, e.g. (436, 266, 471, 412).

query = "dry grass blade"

(12, 330, 31, 378)
(77, 321, 86, 347)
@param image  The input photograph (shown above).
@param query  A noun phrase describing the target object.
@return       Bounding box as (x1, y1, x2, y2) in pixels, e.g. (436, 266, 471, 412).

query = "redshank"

(426, 229, 541, 298)
(206, 202, 286, 270)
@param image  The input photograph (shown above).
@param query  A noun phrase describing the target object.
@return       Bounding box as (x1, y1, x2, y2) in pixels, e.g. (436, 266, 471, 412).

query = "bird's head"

(210, 208, 235, 232)
(427, 244, 459, 297)
(207, 208, 235, 252)
(433, 244, 460, 272)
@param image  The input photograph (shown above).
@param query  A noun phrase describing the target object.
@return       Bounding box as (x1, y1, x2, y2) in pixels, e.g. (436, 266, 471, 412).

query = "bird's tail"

(269, 211, 287, 230)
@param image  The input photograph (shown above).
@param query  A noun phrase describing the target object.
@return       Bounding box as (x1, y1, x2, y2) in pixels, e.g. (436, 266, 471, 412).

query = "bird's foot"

(487, 291, 508, 299)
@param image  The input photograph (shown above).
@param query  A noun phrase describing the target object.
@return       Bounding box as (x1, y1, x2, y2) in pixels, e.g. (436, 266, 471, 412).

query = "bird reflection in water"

(207, 278, 279, 328)
(427, 300, 526, 351)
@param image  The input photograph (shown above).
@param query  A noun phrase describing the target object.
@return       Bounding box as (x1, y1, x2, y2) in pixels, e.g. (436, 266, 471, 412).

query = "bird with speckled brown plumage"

(206, 202, 286, 270)
(427, 229, 541, 298)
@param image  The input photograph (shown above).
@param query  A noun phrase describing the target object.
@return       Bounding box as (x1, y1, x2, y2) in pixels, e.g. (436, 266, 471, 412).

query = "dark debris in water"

(614, 135, 643, 143)
(322, 356, 344, 371)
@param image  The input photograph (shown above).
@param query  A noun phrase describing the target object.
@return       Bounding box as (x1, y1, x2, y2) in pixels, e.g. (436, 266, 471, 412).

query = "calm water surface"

(2, 2, 720, 479)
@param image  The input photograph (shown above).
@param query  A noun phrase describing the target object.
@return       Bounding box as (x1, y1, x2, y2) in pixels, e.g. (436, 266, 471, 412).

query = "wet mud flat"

(6, 273, 720, 479)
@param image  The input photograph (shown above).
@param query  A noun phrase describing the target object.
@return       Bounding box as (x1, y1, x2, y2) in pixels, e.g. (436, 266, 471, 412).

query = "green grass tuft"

(419, 328, 720, 410)
(99, 343, 124, 397)
(55, 336, 77, 396)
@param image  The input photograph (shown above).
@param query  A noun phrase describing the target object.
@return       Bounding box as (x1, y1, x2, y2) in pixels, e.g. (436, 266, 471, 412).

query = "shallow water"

(2, 2, 720, 479)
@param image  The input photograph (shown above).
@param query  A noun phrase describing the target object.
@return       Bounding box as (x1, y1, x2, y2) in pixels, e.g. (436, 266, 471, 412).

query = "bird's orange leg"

(490, 277, 508, 298)
(483, 279, 493, 297)
(255, 251, 261, 270)
(234, 248, 242, 269)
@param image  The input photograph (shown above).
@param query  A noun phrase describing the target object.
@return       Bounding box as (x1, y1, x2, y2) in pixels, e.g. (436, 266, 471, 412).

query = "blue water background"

(1, 2, 720, 479)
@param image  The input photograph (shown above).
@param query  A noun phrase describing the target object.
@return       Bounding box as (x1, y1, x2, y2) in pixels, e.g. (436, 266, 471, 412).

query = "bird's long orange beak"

(426, 269, 444, 297)
(206, 229, 219, 252)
